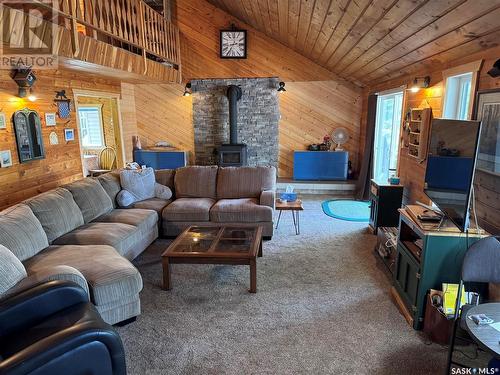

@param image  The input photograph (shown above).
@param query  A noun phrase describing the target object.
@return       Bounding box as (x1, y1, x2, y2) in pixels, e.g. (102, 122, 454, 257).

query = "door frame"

(72, 89, 126, 177)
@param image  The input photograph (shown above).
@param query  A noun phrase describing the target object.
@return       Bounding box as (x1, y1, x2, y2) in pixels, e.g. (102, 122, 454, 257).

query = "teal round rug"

(321, 199, 370, 222)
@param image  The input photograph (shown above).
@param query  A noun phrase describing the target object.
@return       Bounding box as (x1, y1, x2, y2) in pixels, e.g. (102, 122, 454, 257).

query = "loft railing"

(18, 0, 181, 74)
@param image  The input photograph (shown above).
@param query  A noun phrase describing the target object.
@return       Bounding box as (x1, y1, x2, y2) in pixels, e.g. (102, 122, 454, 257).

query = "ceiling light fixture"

(409, 76, 430, 93)
(277, 81, 286, 93)
(183, 82, 192, 97)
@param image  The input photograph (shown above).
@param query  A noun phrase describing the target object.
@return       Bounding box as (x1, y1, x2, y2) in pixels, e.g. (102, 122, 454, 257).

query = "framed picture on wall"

(473, 89, 500, 175)
(0, 113, 6, 129)
(0, 150, 13, 167)
(64, 128, 75, 142)
(45, 112, 57, 126)
(472, 89, 500, 234)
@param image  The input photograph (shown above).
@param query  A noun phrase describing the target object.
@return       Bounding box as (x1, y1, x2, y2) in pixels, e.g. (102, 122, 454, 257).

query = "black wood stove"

(218, 85, 247, 167)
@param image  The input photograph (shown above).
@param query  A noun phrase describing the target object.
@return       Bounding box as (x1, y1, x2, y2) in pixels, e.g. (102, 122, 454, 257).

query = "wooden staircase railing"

(25, 0, 181, 78)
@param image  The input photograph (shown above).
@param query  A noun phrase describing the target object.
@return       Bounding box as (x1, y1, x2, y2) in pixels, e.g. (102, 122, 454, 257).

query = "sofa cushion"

(53, 222, 141, 257)
(64, 178, 114, 223)
(97, 171, 121, 208)
(174, 166, 218, 199)
(0, 245, 27, 297)
(163, 198, 215, 222)
(23, 244, 142, 306)
(24, 188, 84, 243)
(133, 198, 171, 217)
(217, 166, 276, 199)
(0, 204, 49, 261)
(210, 198, 273, 223)
(155, 169, 176, 193)
(94, 209, 158, 235)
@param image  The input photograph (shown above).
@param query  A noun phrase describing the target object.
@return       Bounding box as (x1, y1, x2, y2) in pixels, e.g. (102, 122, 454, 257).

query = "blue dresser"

(134, 149, 187, 170)
(293, 151, 348, 180)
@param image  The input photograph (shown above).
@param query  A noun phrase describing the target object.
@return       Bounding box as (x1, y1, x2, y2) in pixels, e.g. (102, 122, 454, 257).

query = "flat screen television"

(424, 118, 481, 232)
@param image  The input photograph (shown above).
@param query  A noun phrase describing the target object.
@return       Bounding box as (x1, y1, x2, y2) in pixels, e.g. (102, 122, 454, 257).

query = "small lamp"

(409, 76, 430, 93)
(183, 82, 192, 97)
(277, 81, 286, 93)
(27, 88, 37, 102)
(12, 68, 37, 98)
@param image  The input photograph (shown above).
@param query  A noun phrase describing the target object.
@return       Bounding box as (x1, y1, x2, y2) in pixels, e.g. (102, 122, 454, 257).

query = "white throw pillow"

(0, 244, 27, 297)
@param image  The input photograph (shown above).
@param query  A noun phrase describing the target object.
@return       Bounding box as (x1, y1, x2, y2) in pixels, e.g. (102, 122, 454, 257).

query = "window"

(78, 106, 104, 148)
(373, 90, 403, 182)
(442, 72, 473, 120)
(441, 60, 482, 121)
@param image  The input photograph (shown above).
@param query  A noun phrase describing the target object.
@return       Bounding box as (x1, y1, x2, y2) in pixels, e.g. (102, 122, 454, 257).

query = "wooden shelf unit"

(404, 108, 432, 160)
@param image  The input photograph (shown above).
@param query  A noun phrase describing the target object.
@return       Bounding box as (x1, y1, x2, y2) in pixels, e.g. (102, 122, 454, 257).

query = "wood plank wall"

(0, 70, 121, 210)
(134, 83, 195, 163)
(120, 83, 139, 163)
(176, 0, 346, 82)
(279, 81, 362, 177)
(128, 0, 363, 178)
(362, 46, 500, 233)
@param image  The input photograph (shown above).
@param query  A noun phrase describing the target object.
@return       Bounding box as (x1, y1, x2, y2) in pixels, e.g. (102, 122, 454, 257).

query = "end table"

(275, 199, 304, 235)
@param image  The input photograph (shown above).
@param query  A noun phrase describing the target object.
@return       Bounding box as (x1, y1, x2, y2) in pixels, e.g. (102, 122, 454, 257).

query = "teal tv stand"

(393, 206, 485, 330)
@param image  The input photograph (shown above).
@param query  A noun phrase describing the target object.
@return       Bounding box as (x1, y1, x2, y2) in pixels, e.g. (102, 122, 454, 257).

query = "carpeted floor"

(117, 196, 447, 374)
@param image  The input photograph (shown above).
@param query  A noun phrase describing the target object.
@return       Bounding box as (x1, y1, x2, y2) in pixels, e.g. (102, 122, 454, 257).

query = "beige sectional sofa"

(0, 165, 276, 325)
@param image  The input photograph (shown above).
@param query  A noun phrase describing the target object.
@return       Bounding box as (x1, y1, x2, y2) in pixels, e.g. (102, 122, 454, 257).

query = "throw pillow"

(155, 183, 173, 200)
(116, 190, 137, 208)
(120, 167, 156, 202)
(117, 168, 173, 208)
(0, 245, 27, 297)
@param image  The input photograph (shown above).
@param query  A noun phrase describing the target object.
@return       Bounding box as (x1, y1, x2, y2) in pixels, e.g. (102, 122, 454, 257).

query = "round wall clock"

(220, 29, 247, 59)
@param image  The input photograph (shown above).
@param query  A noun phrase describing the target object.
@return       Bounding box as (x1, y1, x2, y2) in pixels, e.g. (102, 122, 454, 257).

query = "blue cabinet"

(293, 151, 348, 180)
(134, 150, 187, 170)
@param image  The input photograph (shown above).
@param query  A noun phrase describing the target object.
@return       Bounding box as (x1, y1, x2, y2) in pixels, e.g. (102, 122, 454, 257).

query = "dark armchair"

(0, 281, 126, 375)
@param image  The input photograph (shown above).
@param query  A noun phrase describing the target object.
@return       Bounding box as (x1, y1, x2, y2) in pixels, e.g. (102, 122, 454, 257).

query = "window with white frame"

(78, 106, 104, 148)
(442, 72, 473, 120)
(441, 60, 482, 121)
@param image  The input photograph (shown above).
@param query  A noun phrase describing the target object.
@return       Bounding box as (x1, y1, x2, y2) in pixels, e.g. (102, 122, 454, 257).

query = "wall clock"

(220, 29, 247, 59)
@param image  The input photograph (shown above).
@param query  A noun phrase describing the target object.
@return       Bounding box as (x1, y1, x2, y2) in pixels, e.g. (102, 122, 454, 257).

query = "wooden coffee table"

(275, 199, 304, 235)
(161, 225, 263, 293)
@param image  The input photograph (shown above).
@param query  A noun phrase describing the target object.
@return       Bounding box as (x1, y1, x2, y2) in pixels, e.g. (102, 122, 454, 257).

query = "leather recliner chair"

(0, 281, 127, 375)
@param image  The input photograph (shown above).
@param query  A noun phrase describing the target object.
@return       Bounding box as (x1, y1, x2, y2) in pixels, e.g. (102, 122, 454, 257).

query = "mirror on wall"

(13, 108, 45, 163)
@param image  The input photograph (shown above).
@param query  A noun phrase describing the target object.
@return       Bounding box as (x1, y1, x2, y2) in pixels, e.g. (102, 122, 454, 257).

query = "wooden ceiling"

(206, 0, 500, 86)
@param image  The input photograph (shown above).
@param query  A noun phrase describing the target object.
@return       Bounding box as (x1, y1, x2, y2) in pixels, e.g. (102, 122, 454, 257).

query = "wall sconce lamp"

(409, 76, 430, 93)
(487, 59, 500, 77)
(277, 81, 286, 93)
(27, 89, 37, 102)
(183, 82, 192, 97)
(12, 67, 37, 98)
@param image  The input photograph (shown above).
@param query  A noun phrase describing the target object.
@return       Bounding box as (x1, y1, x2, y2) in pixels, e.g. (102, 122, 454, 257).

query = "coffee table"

(161, 225, 263, 293)
(275, 199, 304, 235)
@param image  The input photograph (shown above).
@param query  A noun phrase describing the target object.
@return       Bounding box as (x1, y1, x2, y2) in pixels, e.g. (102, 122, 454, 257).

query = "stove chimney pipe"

(226, 85, 242, 144)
